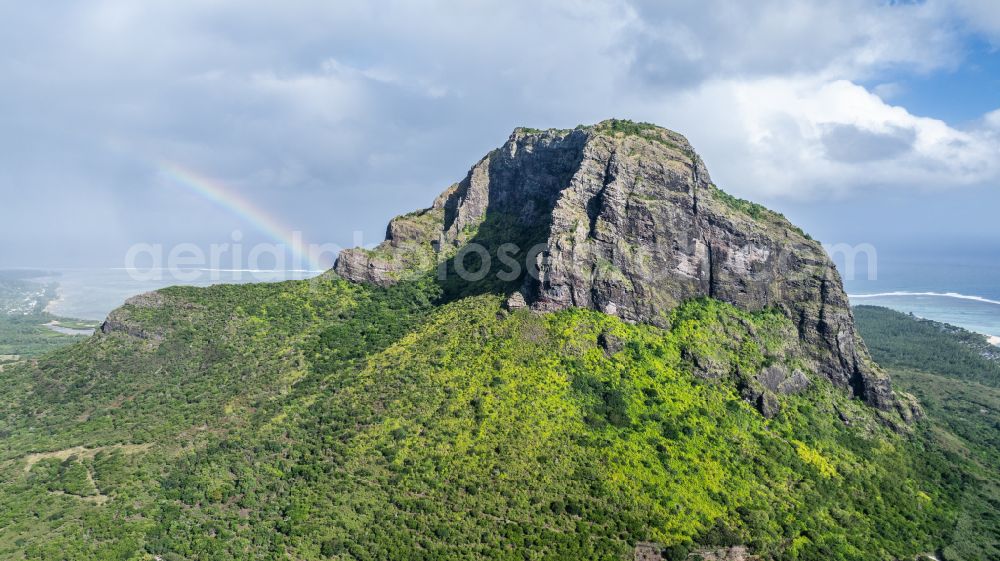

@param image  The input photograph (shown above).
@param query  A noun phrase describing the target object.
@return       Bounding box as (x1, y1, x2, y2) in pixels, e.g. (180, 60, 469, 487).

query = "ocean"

(36, 268, 321, 321)
(839, 245, 1000, 345)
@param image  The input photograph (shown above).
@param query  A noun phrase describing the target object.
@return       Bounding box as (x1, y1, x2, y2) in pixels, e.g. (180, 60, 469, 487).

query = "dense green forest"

(854, 305, 1000, 387)
(855, 305, 1000, 560)
(0, 278, 995, 560)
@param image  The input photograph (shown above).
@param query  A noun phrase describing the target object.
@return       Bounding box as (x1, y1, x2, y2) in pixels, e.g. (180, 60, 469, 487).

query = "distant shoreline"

(12, 268, 323, 322)
(849, 291, 1000, 307)
(25, 270, 1000, 348)
(42, 285, 63, 316)
(43, 321, 95, 337)
(849, 292, 1000, 348)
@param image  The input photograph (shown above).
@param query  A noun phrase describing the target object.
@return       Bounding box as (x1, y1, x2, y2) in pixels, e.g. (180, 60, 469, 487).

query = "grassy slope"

(0, 280, 973, 561)
(855, 305, 1000, 560)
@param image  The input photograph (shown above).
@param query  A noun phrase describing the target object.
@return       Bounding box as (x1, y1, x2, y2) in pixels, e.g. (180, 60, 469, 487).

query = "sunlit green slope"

(0, 278, 974, 560)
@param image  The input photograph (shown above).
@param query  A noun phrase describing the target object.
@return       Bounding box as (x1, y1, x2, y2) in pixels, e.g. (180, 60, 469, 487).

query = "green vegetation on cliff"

(0, 278, 982, 560)
(0, 124, 993, 561)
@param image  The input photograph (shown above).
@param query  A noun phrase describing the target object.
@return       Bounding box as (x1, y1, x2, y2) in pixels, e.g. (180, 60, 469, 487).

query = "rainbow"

(156, 160, 328, 272)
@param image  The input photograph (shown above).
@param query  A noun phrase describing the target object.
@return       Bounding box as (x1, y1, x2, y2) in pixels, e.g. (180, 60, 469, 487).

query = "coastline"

(34, 272, 1000, 347)
(43, 285, 64, 316)
(43, 320, 95, 337)
(848, 292, 1000, 349)
(848, 290, 1000, 306)
(27, 268, 324, 322)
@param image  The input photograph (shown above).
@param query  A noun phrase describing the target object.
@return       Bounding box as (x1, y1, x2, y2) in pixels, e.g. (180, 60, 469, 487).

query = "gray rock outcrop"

(334, 120, 894, 410)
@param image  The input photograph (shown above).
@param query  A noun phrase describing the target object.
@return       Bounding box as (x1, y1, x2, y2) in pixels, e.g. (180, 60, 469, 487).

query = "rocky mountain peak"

(334, 120, 895, 410)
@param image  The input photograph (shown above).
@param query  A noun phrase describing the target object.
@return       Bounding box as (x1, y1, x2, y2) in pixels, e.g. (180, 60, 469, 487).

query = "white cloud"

(985, 108, 1000, 129)
(661, 77, 1000, 198)
(623, 0, 964, 84)
(872, 82, 905, 100)
(250, 65, 369, 124)
(951, 0, 1000, 42)
(1, 0, 1000, 266)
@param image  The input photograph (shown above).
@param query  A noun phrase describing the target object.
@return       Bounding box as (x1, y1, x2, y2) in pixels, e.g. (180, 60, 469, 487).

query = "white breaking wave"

(848, 291, 1000, 306)
(108, 267, 325, 273)
(194, 268, 325, 273)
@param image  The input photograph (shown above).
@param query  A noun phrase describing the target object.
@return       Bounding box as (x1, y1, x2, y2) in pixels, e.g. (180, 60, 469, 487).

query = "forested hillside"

(855, 305, 1000, 560)
(855, 305, 1000, 387)
(0, 277, 983, 560)
(1, 123, 997, 560)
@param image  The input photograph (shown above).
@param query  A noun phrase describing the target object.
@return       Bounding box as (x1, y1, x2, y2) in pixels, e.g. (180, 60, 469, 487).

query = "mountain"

(0, 121, 984, 561)
(336, 120, 892, 411)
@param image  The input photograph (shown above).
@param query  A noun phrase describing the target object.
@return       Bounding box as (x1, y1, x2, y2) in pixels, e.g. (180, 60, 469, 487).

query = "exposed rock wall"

(334, 120, 894, 409)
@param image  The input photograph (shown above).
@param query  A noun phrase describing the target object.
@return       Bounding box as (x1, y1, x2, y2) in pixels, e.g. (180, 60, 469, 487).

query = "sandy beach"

(989, 335, 1000, 347)
(42, 284, 64, 316)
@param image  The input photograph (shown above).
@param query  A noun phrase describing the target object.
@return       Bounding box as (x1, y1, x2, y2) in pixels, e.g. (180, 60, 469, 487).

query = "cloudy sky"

(2, 0, 999, 269)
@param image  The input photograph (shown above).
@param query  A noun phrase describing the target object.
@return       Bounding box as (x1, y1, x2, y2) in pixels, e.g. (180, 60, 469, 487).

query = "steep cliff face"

(334, 120, 894, 409)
